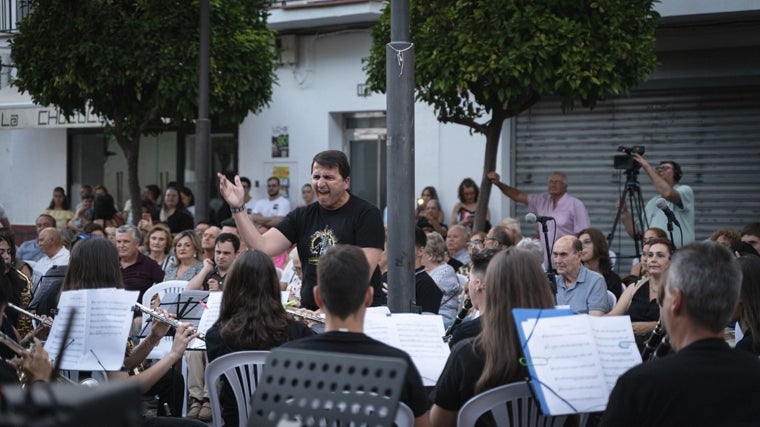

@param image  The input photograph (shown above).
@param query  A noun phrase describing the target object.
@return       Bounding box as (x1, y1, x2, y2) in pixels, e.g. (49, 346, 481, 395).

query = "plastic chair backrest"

(204, 351, 270, 427)
(606, 290, 617, 311)
(457, 381, 569, 427)
(249, 347, 408, 427)
(141, 280, 189, 308)
(394, 401, 415, 427)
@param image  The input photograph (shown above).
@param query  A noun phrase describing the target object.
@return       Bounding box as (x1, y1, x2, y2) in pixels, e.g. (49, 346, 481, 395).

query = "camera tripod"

(608, 167, 649, 261)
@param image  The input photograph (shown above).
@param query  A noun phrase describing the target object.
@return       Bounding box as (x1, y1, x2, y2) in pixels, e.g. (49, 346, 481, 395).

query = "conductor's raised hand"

(217, 172, 245, 208)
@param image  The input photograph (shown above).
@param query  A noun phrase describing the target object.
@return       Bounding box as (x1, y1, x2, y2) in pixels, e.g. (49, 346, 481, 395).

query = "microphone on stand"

(525, 212, 555, 224)
(525, 213, 557, 294)
(655, 198, 680, 227)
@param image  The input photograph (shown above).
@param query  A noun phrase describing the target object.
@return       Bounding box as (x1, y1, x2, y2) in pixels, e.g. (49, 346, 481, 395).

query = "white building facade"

(2, 1, 759, 261)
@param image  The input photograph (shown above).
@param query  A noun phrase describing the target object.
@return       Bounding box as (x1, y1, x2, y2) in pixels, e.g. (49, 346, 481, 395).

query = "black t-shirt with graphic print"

(275, 193, 385, 310)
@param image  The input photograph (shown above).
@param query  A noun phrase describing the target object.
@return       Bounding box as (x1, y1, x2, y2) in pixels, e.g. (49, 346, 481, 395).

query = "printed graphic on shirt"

(308, 227, 338, 265)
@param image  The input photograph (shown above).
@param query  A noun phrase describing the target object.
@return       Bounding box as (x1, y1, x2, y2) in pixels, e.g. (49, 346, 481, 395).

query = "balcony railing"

(1, 0, 31, 35)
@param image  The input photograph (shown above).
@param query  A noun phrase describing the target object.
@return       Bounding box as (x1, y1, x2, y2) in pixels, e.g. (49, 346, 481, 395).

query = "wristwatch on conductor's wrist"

(230, 205, 246, 214)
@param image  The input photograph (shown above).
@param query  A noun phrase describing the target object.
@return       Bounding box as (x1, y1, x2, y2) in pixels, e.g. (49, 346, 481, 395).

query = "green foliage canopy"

(364, 0, 659, 231)
(365, 0, 660, 131)
(11, 0, 276, 139)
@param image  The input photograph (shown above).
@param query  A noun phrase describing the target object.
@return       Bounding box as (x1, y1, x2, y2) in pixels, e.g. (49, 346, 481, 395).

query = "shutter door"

(513, 86, 760, 269)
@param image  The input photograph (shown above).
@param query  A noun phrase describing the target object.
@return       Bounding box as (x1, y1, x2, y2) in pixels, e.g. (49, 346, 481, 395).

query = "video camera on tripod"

(614, 145, 645, 171)
(608, 145, 649, 264)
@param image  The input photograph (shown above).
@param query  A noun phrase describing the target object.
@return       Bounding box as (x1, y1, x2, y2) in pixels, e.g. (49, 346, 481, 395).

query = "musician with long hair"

(205, 249, 315, 427)
(431, 248, 556, 426)
(734, 254, 760, 355)
(607, 237, 672, 343)
(60, 238, 196, 420)
(0, 256, 52, 385)
(0, 232, 34, 338)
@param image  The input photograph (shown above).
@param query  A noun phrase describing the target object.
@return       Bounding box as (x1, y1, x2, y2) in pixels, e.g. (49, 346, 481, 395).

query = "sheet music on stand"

(139, 290, 209, 358)
(512, 308, 642, 416)
(188, 291, 222, 350)
(44, 288, 137, 371)
(363, 311, 450, 386)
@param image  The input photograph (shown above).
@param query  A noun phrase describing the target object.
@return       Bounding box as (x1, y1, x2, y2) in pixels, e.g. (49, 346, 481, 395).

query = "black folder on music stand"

(248, 348, 407, 427)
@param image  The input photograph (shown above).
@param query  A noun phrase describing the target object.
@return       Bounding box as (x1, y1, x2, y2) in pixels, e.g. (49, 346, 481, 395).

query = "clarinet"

(442, 298, 472, 343)
(641, 320, 666, 361)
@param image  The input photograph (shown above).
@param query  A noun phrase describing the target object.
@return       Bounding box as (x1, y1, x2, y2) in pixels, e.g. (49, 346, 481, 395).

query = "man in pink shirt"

(487, 171, 590, 265)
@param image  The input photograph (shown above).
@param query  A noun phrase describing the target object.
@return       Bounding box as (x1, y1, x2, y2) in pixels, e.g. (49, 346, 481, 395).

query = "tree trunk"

(474, 110, 509, 233)
(115, 134, 142, 227)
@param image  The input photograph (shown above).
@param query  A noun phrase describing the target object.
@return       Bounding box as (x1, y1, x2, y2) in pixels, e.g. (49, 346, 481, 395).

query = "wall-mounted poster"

(272, 126, 289, 158)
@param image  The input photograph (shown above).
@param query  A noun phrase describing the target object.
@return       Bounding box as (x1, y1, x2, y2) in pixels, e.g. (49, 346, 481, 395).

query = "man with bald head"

(200, 226, 221, 260)
(31, 227, 70, 289)
(552, 235, 610, 316)
(16, 214, 56, 262)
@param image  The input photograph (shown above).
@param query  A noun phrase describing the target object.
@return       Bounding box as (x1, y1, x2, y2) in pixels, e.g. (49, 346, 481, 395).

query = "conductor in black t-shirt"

(217, 150, 385, 311)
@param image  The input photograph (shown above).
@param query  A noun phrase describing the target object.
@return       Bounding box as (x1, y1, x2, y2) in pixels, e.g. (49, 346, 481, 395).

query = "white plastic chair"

(457, 273, 469, 289)
(139, 280, 188, 357)
(59, 369, 109, 386)
(139, 280, 188, 414)
(606, 290, 617, 312)
(141, 280, 189, 309)
(205, 350, 270, 427)
(457, 381, 568, 427)
(394, 401, 415, 427)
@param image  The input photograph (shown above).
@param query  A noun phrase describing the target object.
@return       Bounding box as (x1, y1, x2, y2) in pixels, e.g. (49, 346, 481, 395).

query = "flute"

(285, 307, 326, 324)
(133, 302, 206, 341)
(6, 302, 54, 327)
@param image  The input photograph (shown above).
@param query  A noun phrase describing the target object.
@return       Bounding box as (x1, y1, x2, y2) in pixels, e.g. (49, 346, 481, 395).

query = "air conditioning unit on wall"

(276, 34, 298, 66)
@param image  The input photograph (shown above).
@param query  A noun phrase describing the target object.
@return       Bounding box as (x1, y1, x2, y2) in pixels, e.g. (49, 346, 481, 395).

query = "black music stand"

(137, 290, 209, 339)
(248, 348, 408, 427)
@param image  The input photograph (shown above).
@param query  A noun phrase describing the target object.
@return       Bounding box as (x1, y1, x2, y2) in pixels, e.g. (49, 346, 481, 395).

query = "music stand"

(249, 348, 408, 427)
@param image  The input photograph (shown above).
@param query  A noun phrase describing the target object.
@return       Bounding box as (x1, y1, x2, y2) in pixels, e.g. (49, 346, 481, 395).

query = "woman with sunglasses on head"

(608, 238, 673, 347)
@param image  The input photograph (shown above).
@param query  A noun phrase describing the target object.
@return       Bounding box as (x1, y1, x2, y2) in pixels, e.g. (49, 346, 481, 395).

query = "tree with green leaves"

(365, 0, 659, 232)
(11, 0, 276, 223)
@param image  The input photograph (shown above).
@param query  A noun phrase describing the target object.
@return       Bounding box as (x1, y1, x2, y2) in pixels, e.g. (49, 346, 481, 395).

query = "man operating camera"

(620, 151, 695, 247)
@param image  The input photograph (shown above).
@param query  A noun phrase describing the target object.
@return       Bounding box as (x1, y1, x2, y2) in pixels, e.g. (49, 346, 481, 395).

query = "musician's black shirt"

(448, 317, 481, 348)
(602, 338, 760, 426)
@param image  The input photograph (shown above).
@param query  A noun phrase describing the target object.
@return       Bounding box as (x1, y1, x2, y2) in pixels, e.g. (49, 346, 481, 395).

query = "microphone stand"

(539, 219, 557, 294)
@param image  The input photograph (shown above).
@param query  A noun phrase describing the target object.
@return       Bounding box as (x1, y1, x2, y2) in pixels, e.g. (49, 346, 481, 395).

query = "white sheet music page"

(588, 315, 642, 391)
(188, 291, 222, 350)
(45, 288, 137, 371)
(518, 314, 641, 415)
(363, 312, 450, 386)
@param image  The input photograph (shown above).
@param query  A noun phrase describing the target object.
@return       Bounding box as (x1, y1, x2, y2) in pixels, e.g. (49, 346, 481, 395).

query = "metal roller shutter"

(512, 86, 760, 270)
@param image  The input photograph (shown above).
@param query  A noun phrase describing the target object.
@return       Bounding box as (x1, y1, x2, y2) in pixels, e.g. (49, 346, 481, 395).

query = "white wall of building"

(0, 128, 67, 224)
(239, 29, 508, 223)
